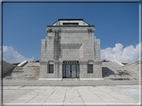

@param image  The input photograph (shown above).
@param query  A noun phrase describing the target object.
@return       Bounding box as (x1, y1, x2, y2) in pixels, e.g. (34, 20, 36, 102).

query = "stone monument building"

(39, 19, 102, 80)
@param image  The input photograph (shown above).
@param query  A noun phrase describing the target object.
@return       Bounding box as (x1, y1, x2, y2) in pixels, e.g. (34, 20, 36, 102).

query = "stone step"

(3, 80, 139, 86)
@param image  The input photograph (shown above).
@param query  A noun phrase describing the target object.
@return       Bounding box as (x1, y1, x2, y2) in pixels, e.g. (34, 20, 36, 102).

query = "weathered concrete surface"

(3, 85, 140, 105)
(102, 61, 140, 80)
(3, 62, 40, 80)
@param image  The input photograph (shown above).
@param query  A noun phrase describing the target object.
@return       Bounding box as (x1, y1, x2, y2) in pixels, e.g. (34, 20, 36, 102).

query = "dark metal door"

(63, 61, 79, 78)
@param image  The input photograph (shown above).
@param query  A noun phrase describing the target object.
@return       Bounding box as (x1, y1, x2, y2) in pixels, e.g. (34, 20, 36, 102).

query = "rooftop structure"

(39, 19, 102, 80)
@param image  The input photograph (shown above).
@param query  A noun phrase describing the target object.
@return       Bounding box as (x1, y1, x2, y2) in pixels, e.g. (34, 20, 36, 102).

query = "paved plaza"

(3, 85, 141, 105)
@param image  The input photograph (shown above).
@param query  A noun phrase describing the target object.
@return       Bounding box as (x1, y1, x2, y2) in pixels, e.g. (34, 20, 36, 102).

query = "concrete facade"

(39, 19, 102, 80)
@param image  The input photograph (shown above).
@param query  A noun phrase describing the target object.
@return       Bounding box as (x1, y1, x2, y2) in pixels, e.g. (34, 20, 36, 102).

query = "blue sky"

(3, 2, 140, 63)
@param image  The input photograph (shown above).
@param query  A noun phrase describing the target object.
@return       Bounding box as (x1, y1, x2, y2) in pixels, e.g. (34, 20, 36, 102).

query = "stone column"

(94, 61, 102, 78)
(79, 61, 87, 78)
(58, 60, 63, 79)
(39, 61, 48, 78)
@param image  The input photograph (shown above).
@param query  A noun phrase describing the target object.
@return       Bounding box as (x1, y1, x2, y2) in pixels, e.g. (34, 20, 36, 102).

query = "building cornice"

(47, 25, 95, 27)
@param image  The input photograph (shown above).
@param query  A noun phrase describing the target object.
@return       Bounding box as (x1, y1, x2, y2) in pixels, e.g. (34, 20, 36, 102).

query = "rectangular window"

(88, 64, 93, 73)
(63, 23, 79, 25)
(48, 64, 54, 73)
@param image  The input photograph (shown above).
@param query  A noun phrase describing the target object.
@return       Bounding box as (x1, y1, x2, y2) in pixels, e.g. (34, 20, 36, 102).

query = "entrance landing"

(3, 80, 139, 86)
(63, 78, 80, 81)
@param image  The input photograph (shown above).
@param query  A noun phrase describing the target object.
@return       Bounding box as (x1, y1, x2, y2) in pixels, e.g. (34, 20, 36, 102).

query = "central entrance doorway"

(62, 61, 79, 78)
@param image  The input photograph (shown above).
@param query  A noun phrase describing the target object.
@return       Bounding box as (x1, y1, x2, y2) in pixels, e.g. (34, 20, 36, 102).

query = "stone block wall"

(40, 26, 102, 79)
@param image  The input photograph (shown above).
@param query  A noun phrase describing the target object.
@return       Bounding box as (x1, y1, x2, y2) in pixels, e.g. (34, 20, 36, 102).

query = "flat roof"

(47, 25, 95, 27)
(50, 19, 93, 26)
(58, 19, 84, 21)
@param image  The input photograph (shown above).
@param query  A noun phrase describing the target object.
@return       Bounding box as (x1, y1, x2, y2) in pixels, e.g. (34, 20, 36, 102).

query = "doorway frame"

(62, 61, 79, 78)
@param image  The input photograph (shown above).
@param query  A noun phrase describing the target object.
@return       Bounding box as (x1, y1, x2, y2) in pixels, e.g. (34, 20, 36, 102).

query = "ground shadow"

(102, 67, 114, 77)
(3, 67, 16, 78)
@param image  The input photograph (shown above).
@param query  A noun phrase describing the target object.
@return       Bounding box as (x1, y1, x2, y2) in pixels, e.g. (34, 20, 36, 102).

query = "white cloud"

(2, 45, 34, 63)
(101, 42, 141, 63)
(2, 43, 141, 64)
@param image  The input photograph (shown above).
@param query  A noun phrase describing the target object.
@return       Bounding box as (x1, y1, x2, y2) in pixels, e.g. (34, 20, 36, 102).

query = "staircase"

(4, 62, 40, 80)
(102, 61, 140, 80)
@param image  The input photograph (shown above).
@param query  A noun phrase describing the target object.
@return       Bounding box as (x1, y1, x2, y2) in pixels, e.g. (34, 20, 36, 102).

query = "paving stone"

(3, 85, 140, 105)
(64, 87, 83, 103)
(9, 98, 30, 103)
(88, 86, 124, 103)
(78, 87, 105, 103)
